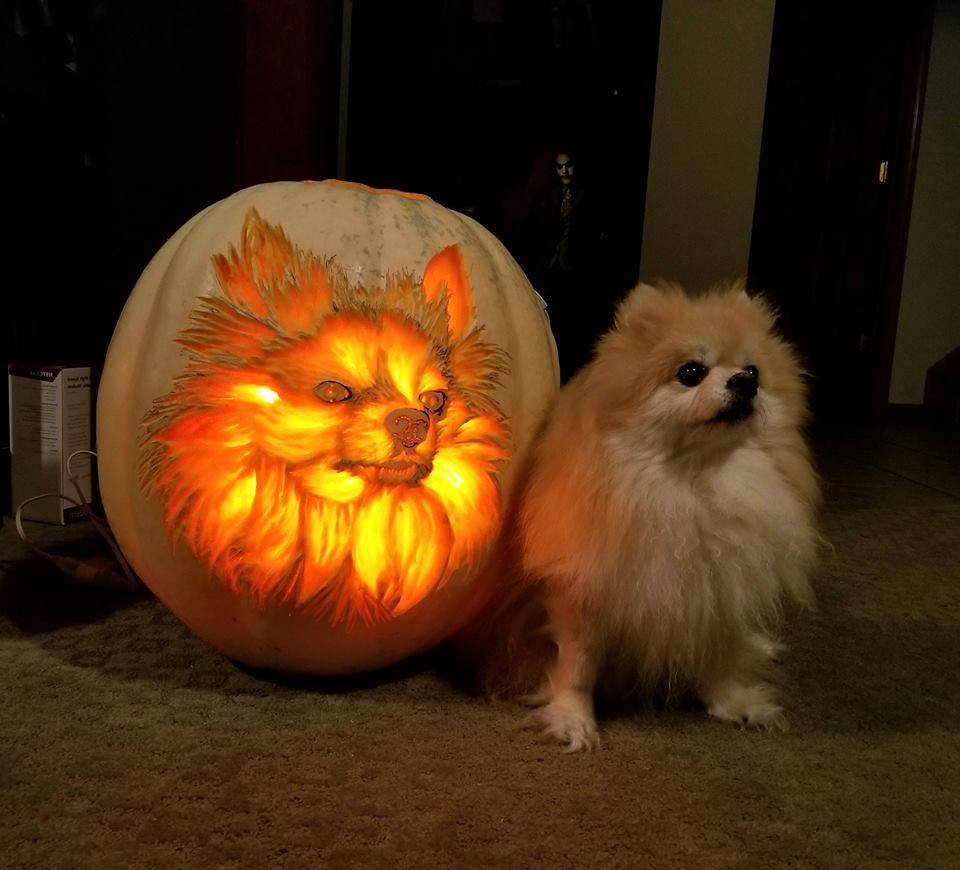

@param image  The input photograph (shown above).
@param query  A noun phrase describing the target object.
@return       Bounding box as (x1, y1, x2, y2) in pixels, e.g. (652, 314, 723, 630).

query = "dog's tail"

(447, 420, 560, 698)
(446, 461, 556, 698)
(450, 569, 554, 699)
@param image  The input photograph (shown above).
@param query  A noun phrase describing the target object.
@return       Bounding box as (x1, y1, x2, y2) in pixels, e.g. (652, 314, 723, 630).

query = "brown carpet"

(2, 423, 959, 869)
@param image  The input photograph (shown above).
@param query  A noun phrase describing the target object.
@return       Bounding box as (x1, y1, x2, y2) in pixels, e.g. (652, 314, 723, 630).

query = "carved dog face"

(141, 210, 511, 626)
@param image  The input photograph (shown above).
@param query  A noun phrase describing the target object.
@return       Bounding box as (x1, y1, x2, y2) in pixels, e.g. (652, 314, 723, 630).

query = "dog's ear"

(630, 282, 663, 302)
(729, 277, 750, 299)
(422, 245, 473, 342)
(731, 280, 780, 327)
(212, 208, 335, 334)
(614, 281, 675, 329)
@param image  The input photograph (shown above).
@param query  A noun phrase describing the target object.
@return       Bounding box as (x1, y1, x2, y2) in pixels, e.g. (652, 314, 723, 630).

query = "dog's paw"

(523, 695, 600, 752)
(517, 684, 554, 708)
(705, 682, 788, 731)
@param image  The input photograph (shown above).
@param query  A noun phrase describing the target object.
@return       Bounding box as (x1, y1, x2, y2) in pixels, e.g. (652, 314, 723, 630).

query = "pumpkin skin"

(97, 180, 558, 674)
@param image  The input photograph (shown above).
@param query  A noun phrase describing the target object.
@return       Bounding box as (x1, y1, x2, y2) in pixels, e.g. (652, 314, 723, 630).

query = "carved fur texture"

(141, 210, 510, 626)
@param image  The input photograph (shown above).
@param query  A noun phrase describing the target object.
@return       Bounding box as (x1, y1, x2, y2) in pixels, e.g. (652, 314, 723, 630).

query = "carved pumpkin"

(97, 181, 558, 674)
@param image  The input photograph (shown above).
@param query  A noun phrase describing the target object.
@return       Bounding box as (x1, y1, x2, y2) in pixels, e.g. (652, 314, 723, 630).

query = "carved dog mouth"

(338, 459, 433, 485)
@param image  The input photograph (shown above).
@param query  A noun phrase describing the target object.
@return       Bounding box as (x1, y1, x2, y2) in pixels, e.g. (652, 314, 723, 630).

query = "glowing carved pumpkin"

(97, 181, 558, 674)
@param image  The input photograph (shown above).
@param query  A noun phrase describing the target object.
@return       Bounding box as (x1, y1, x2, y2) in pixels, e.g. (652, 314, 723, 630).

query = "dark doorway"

(344, 0, 662, 379)
(749, 1, 934, 421)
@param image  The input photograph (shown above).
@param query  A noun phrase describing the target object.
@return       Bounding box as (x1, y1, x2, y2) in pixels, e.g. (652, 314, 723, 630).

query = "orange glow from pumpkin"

(141, 209, 511, 626)
(220, 471, 257, 522)
(254, 386, 279, 404)
(422, 245, 472, 341)
(230, 384, 281, 405)
(291, 464, 366, 502)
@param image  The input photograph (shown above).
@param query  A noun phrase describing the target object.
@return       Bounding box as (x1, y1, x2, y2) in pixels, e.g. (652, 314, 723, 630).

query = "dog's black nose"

(727, 370, 758, 400)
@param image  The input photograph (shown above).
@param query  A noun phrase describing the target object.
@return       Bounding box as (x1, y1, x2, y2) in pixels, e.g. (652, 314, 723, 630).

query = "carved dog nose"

(385, 408, 430, 448)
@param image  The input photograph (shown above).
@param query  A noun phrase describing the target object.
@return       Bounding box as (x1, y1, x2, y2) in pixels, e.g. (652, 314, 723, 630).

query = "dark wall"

(346, 0, 661, 377)
(1, 0, 660, 445)
(238, 0, 342, 186)
(1, 0, 243, 484)
(2, 0, 243, 372)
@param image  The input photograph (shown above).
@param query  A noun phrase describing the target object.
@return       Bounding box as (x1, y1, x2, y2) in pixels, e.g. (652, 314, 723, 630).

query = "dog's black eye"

(744, 365, 759, 380)
(315, 380, 352, 402)
(677, 361, 708, 387)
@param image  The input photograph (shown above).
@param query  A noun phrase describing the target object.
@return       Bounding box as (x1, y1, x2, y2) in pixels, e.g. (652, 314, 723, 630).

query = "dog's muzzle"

(715, 371, 759, 422)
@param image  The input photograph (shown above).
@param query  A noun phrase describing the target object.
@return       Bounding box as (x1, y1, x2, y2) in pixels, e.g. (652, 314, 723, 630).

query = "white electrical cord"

(14, 450, 139, 590)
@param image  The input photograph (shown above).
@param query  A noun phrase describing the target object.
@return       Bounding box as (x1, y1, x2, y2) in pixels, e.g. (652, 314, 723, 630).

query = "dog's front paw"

(524, 692, 599, 752)
(705, 682, 787, 731)
(517, 683, 554, 708)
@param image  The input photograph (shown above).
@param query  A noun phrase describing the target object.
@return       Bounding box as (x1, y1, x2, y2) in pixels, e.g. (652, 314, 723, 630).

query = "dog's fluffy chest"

(597, 441, 811, 628)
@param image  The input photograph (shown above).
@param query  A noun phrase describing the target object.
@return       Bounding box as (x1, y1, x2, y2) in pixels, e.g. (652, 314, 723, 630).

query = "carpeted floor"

(2, 423, 958, 868)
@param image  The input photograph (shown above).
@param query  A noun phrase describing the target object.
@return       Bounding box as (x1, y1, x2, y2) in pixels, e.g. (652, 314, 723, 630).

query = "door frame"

(871, 1, 935, 416)
(748, 0, 935, 420)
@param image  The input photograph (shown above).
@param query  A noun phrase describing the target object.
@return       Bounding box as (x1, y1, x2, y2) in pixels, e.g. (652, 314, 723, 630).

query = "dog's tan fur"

(519, 282, 820, 750)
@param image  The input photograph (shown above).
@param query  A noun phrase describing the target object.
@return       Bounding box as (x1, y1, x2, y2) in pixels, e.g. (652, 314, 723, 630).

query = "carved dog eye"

(315, 380, 352, 402)
(419, 390, 446, 414)
(677, 361, 709, 387)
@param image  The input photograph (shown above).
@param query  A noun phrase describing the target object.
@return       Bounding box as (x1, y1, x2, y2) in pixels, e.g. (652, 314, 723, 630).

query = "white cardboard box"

(8, 364, 92, 524)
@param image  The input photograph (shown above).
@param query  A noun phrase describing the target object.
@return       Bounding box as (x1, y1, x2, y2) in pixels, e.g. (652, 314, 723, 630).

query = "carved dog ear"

(212, 208, 334, 334)
(422, 245, 473, 342)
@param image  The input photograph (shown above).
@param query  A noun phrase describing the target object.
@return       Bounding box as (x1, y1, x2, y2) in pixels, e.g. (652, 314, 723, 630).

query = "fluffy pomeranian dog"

(518, 281, 819, 750)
